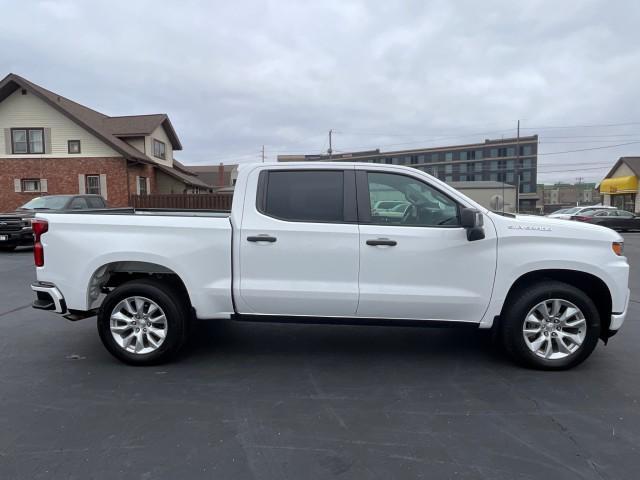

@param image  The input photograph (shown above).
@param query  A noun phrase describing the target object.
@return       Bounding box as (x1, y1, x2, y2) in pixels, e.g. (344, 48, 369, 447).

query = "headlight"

(21, 218, 34, 228)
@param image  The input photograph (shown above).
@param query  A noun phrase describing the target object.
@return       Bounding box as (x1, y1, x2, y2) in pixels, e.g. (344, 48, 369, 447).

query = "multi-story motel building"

(278, 135, 539, 212)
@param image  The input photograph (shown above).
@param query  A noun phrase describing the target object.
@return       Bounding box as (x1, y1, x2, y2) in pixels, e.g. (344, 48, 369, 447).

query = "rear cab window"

(257, 170, 355, 223)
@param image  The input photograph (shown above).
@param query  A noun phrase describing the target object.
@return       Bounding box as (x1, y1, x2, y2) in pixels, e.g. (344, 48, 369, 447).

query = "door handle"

(366, 238, 397, 246)
(247, 235, 277, 243)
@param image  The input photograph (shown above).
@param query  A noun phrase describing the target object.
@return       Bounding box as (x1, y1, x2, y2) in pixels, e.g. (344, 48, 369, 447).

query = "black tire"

(500, 280, 600, 370)
(97, 278, 190, 365)
(0, 245, 16, 252)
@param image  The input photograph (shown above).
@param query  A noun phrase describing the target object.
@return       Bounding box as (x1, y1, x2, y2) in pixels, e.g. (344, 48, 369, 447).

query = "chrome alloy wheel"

(110, 296, 168, 354)
(522, 299, 587, 360)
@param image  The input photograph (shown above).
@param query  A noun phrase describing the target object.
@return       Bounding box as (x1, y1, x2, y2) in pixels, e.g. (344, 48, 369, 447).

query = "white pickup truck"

(30, 163, 630, 369)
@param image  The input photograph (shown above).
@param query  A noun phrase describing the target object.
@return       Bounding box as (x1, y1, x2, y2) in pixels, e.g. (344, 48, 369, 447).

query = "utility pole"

(261, 145, 265, 163)
(515, 119, 520, 214)
(576, 176, 584, 206)
(327, 129, 333, 160)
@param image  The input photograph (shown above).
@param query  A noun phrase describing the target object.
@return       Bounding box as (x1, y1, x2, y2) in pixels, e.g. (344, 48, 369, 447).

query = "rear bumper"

(31, 282, 67, 314)
(610, 288, 630, 331)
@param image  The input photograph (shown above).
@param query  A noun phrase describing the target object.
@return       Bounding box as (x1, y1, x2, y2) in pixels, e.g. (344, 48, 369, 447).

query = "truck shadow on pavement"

(182, 319, 507, 367)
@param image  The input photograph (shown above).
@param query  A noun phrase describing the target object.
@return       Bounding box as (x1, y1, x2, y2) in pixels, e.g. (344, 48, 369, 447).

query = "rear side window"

(69, 197, 89, 209)
(261, 170, 344, 222)
(87, 197, 106, 208)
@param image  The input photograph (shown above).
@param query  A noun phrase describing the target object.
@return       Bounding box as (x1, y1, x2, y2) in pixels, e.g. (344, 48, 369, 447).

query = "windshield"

(563, 207, 580, 214)
(19, 196, 71, 210)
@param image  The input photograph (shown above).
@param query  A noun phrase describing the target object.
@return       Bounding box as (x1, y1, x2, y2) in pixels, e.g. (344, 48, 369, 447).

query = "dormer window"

(153, 139, 166, 160)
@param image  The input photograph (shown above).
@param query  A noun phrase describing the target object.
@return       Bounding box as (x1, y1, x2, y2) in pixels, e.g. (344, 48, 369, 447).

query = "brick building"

(0, 73, 210, 211)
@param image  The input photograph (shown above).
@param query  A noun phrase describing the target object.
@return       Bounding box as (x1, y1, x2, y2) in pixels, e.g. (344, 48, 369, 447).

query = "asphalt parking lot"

(1, 238, 639, 480)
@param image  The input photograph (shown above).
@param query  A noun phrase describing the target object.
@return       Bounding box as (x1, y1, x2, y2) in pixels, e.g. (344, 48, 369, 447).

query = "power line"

(538, 141, 640, 156)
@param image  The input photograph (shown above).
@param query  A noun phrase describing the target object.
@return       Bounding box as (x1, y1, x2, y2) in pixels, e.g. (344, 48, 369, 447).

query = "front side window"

(21, 178, 41, 192)
(85, 175, 101, 195)
(153, 139, 166, 159)
(366, 172, 460, 227)
(261, 170, 344, 222)
(12, 128, 44, 154)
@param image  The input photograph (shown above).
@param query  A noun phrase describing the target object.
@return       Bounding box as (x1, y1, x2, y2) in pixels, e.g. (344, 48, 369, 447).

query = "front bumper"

(610, 288, 630, 331)
(0, 229, 33, 246)
(31, 282, 67, 313)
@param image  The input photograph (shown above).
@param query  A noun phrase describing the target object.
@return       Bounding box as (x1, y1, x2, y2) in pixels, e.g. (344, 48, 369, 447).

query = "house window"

(85, 175, 101, 195)
(153, 139, 166, 159)
(138, 176, 148, 195)
(68, 140, 81, 154)
(12, 128, 44, 154)
(21, 179, 41, 192)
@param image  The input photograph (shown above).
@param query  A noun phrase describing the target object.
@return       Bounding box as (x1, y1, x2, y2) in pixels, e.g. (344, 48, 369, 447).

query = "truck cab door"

(235, 167, 359, 317)
(355, 170, 497, 323)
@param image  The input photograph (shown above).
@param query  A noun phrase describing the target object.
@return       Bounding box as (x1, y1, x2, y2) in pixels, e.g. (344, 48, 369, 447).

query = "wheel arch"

(499, 269, 612, 339)
(87, 261, 192, 312)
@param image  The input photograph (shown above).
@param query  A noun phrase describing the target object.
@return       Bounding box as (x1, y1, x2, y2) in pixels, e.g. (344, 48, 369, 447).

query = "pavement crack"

(0, 304, 31, 318)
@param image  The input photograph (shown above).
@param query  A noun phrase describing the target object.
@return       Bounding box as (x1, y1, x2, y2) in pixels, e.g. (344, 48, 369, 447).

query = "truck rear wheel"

(97, 279, 189, 365)
(500, 280, 601, 370)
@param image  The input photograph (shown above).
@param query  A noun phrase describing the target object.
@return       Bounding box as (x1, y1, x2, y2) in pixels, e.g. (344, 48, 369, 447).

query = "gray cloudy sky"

(2, 0, 640, 183)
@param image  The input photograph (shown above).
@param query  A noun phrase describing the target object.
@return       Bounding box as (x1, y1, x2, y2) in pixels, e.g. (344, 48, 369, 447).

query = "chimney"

(218, 162, 225, 187)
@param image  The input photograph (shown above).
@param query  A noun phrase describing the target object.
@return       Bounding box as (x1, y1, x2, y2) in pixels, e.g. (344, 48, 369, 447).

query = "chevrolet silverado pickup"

(30, 163, 630, 369)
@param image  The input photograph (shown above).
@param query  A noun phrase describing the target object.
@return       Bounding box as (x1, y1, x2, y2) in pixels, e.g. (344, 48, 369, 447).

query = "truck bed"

(35, 210, 234, 319)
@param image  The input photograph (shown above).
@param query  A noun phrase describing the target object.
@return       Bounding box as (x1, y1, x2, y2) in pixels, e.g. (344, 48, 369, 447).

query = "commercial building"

(541, 183, 601, 214)
(600, 157, 640, 213)
(278, 135, 539, 212)
(0, 73, 211, 212)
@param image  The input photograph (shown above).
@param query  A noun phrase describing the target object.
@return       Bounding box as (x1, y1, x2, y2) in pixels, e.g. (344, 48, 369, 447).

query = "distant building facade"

(187, 163, 238, 189)
(541, 183, 601, 214)
(278, 135, 539, 212)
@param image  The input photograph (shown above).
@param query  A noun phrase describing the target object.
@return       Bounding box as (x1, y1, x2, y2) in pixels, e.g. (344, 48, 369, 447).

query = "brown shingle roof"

(0, 73, 182, 162)
(156, 163, 213, 189)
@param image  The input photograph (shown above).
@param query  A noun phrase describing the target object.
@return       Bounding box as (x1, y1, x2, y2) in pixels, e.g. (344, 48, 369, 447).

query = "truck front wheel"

(97, 279, 190, 365)
(500, 281, 601, 370)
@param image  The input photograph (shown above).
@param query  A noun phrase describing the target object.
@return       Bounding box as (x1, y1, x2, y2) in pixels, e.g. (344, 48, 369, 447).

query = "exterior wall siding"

(123, 137, 145, 154)
(156, 170, 189, 194)
(0, 90, 119, 158)
(0, 157, 143, 211)
(145, 125, 173, 167)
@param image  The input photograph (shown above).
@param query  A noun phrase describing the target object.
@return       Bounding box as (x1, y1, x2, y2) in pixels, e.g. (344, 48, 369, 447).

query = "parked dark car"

(0, 195, 107, 251)
(570, 208, 640, 231)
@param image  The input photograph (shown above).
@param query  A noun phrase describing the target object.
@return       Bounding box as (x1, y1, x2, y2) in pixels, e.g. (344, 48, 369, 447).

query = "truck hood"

(489, 213, 623, 242)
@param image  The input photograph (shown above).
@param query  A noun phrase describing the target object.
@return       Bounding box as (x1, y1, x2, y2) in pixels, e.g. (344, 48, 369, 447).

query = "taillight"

(573, 216, 590, 222)
(32, 219, 48, 267)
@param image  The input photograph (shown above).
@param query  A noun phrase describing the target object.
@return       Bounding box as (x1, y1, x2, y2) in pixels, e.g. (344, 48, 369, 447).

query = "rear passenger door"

(237, 167, 360, 316)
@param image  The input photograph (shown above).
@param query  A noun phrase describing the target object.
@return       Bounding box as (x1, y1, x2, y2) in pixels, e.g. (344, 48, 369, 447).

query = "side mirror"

(460, 208, 485, 241)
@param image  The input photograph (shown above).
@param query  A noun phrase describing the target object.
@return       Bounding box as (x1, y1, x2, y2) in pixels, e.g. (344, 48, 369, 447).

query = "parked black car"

(570, 208, 640, 231)
(0, 195, 107, 251)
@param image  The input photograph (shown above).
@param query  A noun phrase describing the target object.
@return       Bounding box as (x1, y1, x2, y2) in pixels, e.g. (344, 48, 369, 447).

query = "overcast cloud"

(2, 0, 640, 182)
